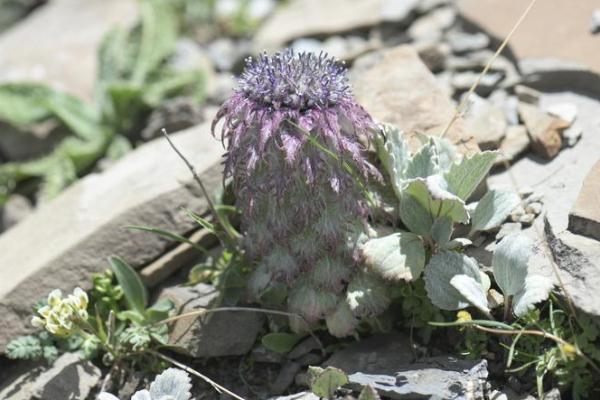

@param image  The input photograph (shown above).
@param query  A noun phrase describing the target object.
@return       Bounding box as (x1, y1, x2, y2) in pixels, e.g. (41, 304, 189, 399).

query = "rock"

(287, 337, 321, 360)
(518, 213, 535, 226)
(592, 9, 600, 34)
(519, 58, 600, 96)
(416, 0, 450, 13)
(269, 392, 319, 400)
(457, 0, 600, 73)
(254, 0, 418, 51)
(447, 31, 490, 54)
(526, 202, 543, 215)
(447, 51, 520, 89)
(489, 90, 519, 125)
(451, 70, 504, 96)
(347, 357, 488, 400)
(0, 0, 138, 101)
(141, 97, 206, 141)
(0, 362, 44, 400)
(1, 194, 33, 230)
(563, 124, 583, 147)
(496, 125, 530, 165)
(514, 85, 541, 106)
(0, 123, 69, 162)
(33, 352, 101, 400)
(0, 0, 43, 33)
(248, 0, 277, 21)
(206, 38, 250, 73)
(140, 229, 217, 288)
(545, 103, 577, 126)
(416, 42, 450, 73)
(323, 333, 413, 375)
(518, 102, 567, 159)
(0, 122, 224, 352)
(270, 360, 301, 395)
(545, 222, 600, 317)
(159, 282, 264, 357)
(463, 94, 507, 150)
(351, 45, 479, 155)
(568, 160, 600, 241)
(408, 7, 456, 43)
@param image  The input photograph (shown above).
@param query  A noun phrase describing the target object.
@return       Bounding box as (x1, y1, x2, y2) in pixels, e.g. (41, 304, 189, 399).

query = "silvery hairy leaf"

(450, 274, 490, 314)
(403, 175, 469, 224)
(444, 151, 497, 200)
(362, 231, 426, 281)
(470, 189, 521, 234)
(374, 123, 410, 199)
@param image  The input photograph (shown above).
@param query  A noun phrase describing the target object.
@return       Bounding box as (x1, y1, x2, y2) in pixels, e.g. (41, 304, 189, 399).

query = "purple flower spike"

(212, 50, 385, 336)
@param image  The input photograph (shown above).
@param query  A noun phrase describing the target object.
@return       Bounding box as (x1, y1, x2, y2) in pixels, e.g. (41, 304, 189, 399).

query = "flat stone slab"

(569, 160, 600, 241)
(0, 0, 138, 100)
(0, 122, 223, 352)
(351, 45, 479, 155)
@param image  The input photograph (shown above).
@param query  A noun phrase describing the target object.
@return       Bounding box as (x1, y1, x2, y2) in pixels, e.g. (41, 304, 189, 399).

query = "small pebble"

(591, 9, 600, 34)
(518, 186, 534, 198)
(545, 102, 577, 126)
(525, 202, 543, 215)
(518, 213, 535, 225)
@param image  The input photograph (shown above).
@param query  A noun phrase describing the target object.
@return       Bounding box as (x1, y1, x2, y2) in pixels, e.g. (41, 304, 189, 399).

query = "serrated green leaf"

(470, 189, 520, 234)
(444, 151, 497, 200)
(261, 332, 303, 354)
(424, 251, 483, 310)
(450, 274, 490, 314)
(492, 234, 531, 297)
(108, 256, 148, 314)
(362, 232, 425, 281)
(403, 176, 469, 224)
(405, 140, 439, 179)
(374, 123, 410, 199)
(309, 366, 348, 398)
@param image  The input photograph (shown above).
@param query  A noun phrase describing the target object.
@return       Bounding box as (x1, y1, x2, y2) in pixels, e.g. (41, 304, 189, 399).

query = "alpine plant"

(212, 50, 389, 336)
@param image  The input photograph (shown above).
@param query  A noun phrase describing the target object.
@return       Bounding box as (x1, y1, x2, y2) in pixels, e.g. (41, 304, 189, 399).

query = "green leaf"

(470, 189, 520, 234)
(430, 136, 462, 172)
(449, 274, 490, 314)
(492, 234, 531, 297)
(325, 300, 357, 338)
(424, 251, 483, 310)
(132, 0, 178, 84)
(145, 298, 174, 323)
(126, 225, 208, 254)
(399, 193, 434, 236)
(374, 123, 410, 199)
(404, 140, 438, 179)
(444, 151, 497, 200)
(308, 366, 348, 398)
(6, 335, 43, 360)
(108, 256, 148, 314)
(358, 385, 381, 400)
(362, 232, 425, 281)
(0, 83, 54, 126)
(403, 176, 469, 224)
(44, 91, 102, 141)
(261, 332, 303, 354)
(430, 217, 453, 246)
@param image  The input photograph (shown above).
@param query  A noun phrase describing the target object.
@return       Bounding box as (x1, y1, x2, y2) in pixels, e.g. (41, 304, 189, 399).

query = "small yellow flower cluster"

(456, 310, 473, 323)
(31, 288, 89, 336)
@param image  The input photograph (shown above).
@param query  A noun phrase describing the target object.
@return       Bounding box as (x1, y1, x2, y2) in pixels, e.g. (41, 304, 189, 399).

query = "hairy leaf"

(492, 234, 531, 297)
(309, 366, 348, 398)
(404, 176, 469, 224)
(444, 151, 497, 200)
(399, 193, 434, 236)
(346, 273, 390, 317)
(149, 368, 192, 400)
(513, 275, 554, 317)
(326, 300, 357, 338)
(430, 217, 453, 246)
(404, 140, 438, 179)
(470, 189, 520, 234)
(450, 274, 490, 314)
(424, 251, 483, 310)
(362, 232, 425, 281)
(374, 123, 410, 199)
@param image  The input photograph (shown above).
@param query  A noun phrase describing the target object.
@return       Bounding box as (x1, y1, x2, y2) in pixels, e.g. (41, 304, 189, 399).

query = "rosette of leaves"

(362, 124, 550, 317)
(213, 50, 389, 337)
(0, 0, 205, 204)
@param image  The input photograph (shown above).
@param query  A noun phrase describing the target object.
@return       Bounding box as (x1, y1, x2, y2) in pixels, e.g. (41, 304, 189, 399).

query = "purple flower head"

(211, 50, 386, 334)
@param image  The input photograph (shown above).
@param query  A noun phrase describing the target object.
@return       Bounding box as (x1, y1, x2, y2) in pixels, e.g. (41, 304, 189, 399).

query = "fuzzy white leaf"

(149, 368, 192, 400)
(131, 390, 151, 400)
(375, 123, 410, 199)
(362, 232, 425, 281)
(450, 274, 490, 314)
(470, 189, 520, 234)
(404, 176, 469, 224)
(424, 251, 483, 310)
(513, 275, 554, 317)
(492, 234, 531, 297)
(444, 151, 497, 200)
(431, 136, 463, 172)
(443, 237, 473, 250)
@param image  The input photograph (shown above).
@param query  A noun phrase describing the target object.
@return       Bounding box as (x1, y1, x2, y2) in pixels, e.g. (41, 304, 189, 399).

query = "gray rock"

(0, 123, 69, 162)
(287, 336, 322, 360)
(159, 282, 264, 357)
(0, 363, 44, 400)
(408, 7, 456, 43)
(33, 352, 101, 400)
(416, 0, 450, 13)
(254, 0, 418, 51)
(248, 0, 277, 20)
(416, 41, 450, 73)
(0, 123, 224, 352)
(447, 31, 490, 54)
(270, 360, 302, 395)
(463, 94, 507, 150)
(496, 125, 530, 165)
(0, 0, 138, 102)
(545, 103, 577, 126)
(489, 90, 519, 125)
(448, 51, 520, 89)
(1, 194, 33, 230)
(141, 97, 206, 141)
(206, 38, 249, 72)
(351, 45, 480, 156)
(451, 70, 504, 96)
(545, 221, 600, 317)
(207, 73, 237, 105)
(514, 85, 541, 106)
(591, 9, 600, 34)
(563, 124, 583, 147)
(347, 357, 488, 400)
(568, 160, 600, 241)
(323, 333, 413, 375)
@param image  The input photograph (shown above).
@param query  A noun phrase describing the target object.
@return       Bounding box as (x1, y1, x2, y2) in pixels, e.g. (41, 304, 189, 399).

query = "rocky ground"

(0, 0, 599, 399)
